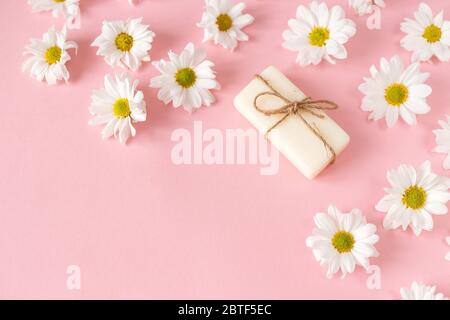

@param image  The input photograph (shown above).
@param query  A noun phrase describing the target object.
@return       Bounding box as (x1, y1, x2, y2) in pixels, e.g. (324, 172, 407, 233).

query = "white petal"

(385, 107, 399, 127)
(313, 213, 338, 233)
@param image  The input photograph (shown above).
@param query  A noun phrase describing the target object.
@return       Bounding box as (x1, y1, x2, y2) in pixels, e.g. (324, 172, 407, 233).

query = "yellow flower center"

(44, 46, 62, 65)
(115, 33, 134, 52)
(422, 24, 442, 43)
(216, 13, 233, 32)
(113, 98, 131, 118)
(53, 0, 65, 3)
(402, 185, 427, 210)
(384, 83, 409, 106)
(332, 231, 355, 253)
(175, 68, 197, 88)
(309, 27, 330, 47)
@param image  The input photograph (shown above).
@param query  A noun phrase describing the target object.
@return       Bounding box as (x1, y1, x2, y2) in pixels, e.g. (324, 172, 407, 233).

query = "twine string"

(253, 74, 338, 164)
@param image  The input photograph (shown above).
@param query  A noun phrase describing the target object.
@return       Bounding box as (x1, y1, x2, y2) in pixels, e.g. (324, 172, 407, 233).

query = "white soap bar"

(233, 65, 350, 179)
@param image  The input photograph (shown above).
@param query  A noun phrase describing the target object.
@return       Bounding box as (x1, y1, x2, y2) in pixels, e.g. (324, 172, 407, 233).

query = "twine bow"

(253, 74, 338, 164)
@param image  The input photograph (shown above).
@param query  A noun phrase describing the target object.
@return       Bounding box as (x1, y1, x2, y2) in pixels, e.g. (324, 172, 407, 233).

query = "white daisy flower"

(197, 0, 254, 50)
(375, 161, 450, 236)
(89, 73, 147, 144)
(282, 1, 356, 66)
(28, 0, 80, 25)
(433, 115, 450, 169)
(349, 0, 385, 16)
(306, 205, 379, 278)
(400, 282, 448, 300)
(91, 18, 155, 72)
(150, 42, 220, 113)
(359, 55, 432, 127)
(22, 26, 77, 85)
(401, 3, 450, 63)
(445, 236, 450, 261)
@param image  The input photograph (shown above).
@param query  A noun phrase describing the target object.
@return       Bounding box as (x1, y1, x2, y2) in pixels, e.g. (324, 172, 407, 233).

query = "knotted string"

(253, 74, 338, 164)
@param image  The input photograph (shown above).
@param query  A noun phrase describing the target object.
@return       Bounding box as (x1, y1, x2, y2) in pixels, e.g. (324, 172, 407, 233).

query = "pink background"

(1, 0, 449, 299)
